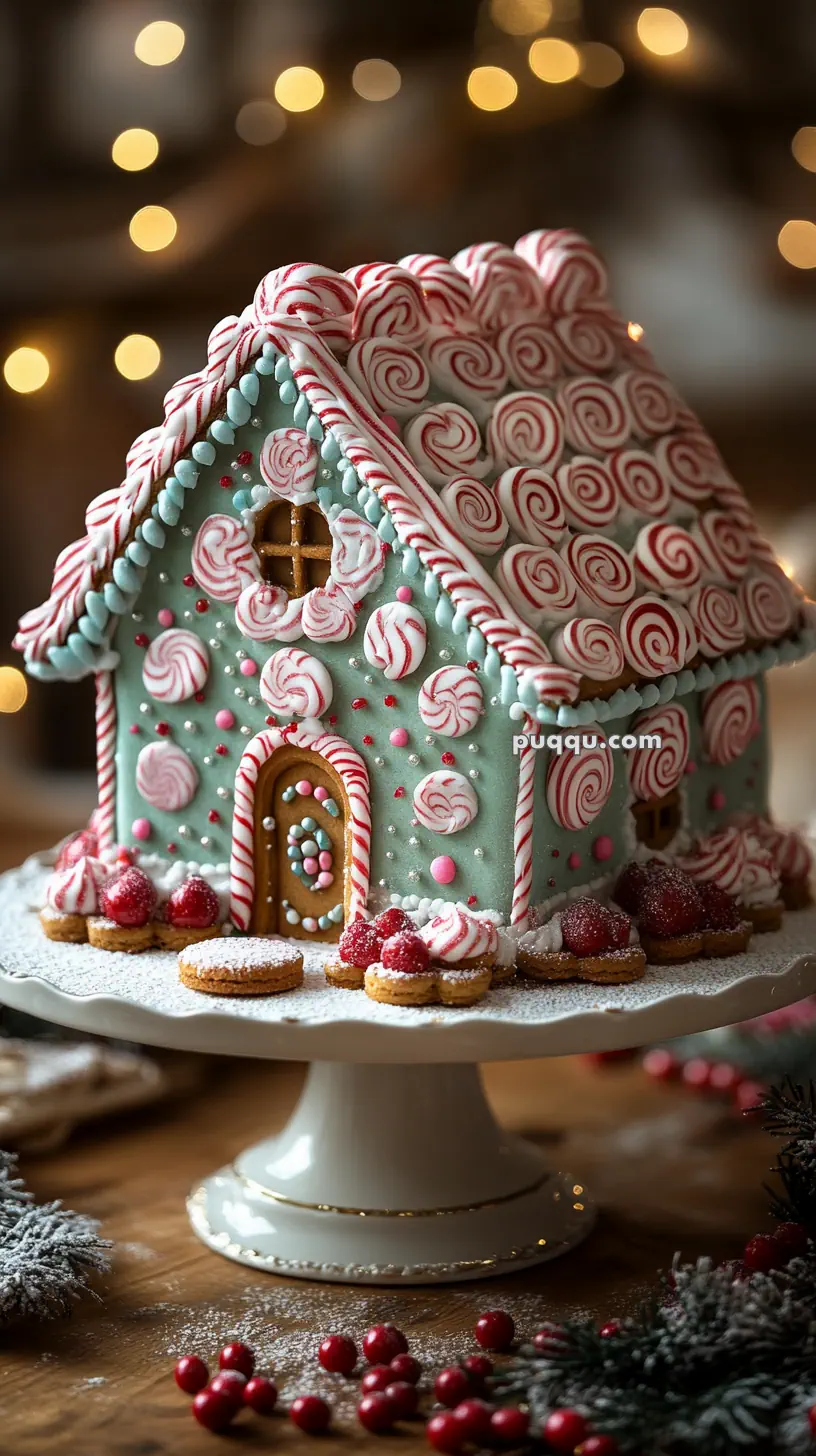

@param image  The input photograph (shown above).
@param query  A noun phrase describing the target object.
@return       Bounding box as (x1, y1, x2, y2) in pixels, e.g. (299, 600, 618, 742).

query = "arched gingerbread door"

(252, 745, 347, 941)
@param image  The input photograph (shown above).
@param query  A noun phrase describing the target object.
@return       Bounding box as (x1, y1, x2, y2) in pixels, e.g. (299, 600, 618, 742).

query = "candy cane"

(511, 714, 537, 926)
(94, 670, 116, 851)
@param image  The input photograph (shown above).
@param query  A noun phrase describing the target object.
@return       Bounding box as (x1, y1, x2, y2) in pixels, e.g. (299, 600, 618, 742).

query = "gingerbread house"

(14, 235, 815, 942)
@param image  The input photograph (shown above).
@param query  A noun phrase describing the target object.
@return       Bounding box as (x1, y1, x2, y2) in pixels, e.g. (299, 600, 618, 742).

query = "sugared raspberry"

(611, 860, 650, 914)
(560, 898, 616, 957)
(638, 869, 703, 938)
(338, 921, 384, 968)
(101, 867, 157, 927)
(381, 932, 430, 974)
(697, 881, 741, 931)
(606, 908, 632, 949)
(167, 876, 220, 929)
(373, 907, 414, 939)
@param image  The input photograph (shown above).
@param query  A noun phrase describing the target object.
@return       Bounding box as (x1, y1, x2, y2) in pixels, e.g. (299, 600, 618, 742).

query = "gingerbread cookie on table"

(518, 897, 646, 984)
(178, 938, 304, 996)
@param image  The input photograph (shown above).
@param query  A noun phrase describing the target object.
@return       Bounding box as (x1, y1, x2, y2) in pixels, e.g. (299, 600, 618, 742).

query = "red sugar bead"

(155, 721, 170, 736)
(351, 697, 368, 710)
(195, 599, 209, 613)
(453, 1398, 494, 1442)
(218, 1341, 255, 1378)
(389, 1353, 421, 1385)
(215, 743, 228, 755)
(681, 1057, 712, 1091)
(182, 574, 195, 587)
(490, 1406, 529, 1443)
(362, 734, 374, 746)
(362, 1324, 408, 1365)
(129, 724, 140, 735)
(361, 1366, 393, 1394)
(207, 809, 220, 824)
(194, 690, 206, 702)
(467, 894, 478, 906)
(434, 1367, 471, 1408)
(466, 660, 479, 671)
(598, 1320, 620, 1338)
(237, 449, 253, 466)
(708, 1062, 741, 1094)
(174, 1354, 208, 1394)
(290, 1395, 331, 1434)
(393, 786, 406, 798)
(441, 752, 456, 766)
(426, 1411, 465, 1453)
(384, 1381, 418, 1419)
(384, 694, 397, 707)
(542, 1408, 588, 1450)
(475, 1309, 515, 1351)
(219, 474, 233, 489)
(358, 1392, 397, 1433)
(373, 906, 414, 938)
(134, 632, 149, 648)
(192, 1389, 237, 1432)
(166, 842, 177, 854)
(381, 931, 430, 974)
(318, 1333, 357, 1375)
(243, 1376, 278, 1414)
(338, 922, 384, 969)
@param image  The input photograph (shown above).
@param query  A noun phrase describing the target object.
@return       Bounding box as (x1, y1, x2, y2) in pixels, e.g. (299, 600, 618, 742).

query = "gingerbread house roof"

(14, 232, 814, 725)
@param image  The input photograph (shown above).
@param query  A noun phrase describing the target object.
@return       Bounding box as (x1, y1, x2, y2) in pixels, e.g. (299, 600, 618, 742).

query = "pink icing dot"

(568, 851, 582, 870)
(592, 835, 613, 862)
(214, 709, 235, 730)
(129, 724, 140, 735)
(709, 786, 727, 810)
(396, 586, 413, 604)
(318, 850, 332, 870)
(240, 658, 257, 676)
(389, 727, 409, 748)
(317, 871, 334, 888)
(314, 786, 329, 802)
(431, 854, 456, 885)
(296, 779, 313, 796)
(157, 608, 175, 628)
(685, 760, 697, 774)
(131, 818, 152, 841)
(302, 917, 318, 932)
(303, 856, 318, 875)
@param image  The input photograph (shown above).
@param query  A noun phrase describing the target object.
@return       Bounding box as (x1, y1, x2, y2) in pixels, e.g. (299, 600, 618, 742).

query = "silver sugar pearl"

(468, 743, 480, 754)
(216, 786, 230, 799)
(474, 846, 485, 858)
(374, 756, 385, 767)
(183, 720, 197, 733)
(240, 724, 251, 735)
(348, 657, 361, 669)
(407, 753, 420, 766)
(321, 467, 333, 480)
(251, 415, 263, 428)
(469, 768, 480, 779)
(224, 665, 234, 676)
(216, 620, 226, 631)
(234, 687, 246, 698)
(247, 695, 257, 707)
(200, 835, 212, 848)
(262, 815, 275, 830)
(131, 611, 144, 622)
(407, 869, 420, 882)
(139, 702, 152, 715)
(181, 525, 192, 537)
(364, 674, 374, 685)
(235, 649, 247, 660)
(408, 836, 419, 847)
(242, 471, 253, 483)
(386, 824, 396, 834)
(158, 571, 169, 584)
(203, 755, 212, 766)
(378, 878, 387, 888)
(178, 824, 192, 839)
(385, 851, 394, 860)
(424, 735, 434, 745)
(439, 648, 452, 661)
(490, 695, 499, 706)
(208, 638, 221, 650)
(183, 610, 193, 621)
(231, 459, 240, 470)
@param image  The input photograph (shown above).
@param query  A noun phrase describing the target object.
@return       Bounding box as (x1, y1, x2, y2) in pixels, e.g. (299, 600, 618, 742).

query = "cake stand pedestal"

(2, 860, 816, 1284)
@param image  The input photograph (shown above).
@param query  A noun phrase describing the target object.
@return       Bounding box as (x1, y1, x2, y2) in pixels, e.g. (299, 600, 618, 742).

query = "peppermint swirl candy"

(234, 582, 304, 642)
(701, 680, 760, 765)
(750, 820, 813, 883)
(191, 514, 259, 603)
(554, 311, 618, 373)
(562, 534, 635, 613)
(620, 594, 697, 676)
(633, 522, 702, 599)
(495, 467, 565, 547)
(420, 905, 496, 962)
(328, 509, 387, 603)
(712, 476, 756, 531)
(399, 252, 473, 325)
(676, 827, 748, 896)
(452, 242, 545, 332)
(417, 666, 484, 737)
(260, 647, 333, 719)
(517, 663, 582, 706)
(440, 475, 508, 555)
(254, 262, 357, 341)
(346, 338, 429, 418)
(515, 229, 608, 315)
(654, 431, 724, 505)
(346, 262, 431, 347)
(556, 456, 619, 530)
(46, 855, 108, 916)
(627, 704, 690, 801)
(692, 510, 750, 586)
(412, 770, 478, 835)
(300, 582, 357, 643)
(559, 377, 632, 454)
(486, 391, 564, 472)
(549, 618, 625, 681)
(687, 584, 745, 657)
(607, 447, 671, 519)
(495, 544, 578, 627)
(423, 329, 507, 417)
(496, 320, 562, 389)
(142, 629, 209, 703)
(404, 403, 488, 486)
(545, 726, 614, 831)
(136, 740, 199, 811)
(363, 601, 427, 680)
(738, 568, 797, 641)
(615, 370, 677, 438)
(259, 428, 318, 505)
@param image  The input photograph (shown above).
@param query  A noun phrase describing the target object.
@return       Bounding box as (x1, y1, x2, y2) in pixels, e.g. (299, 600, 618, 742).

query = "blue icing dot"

(318, 916, 330, 931)
(286, 909, 301, 924)
(290, 861, 305, 877)
(301, 816, 317, 831)
(324, 799, 339, 818)
(282, 787, 297, 802)
(315, 829, 330, 850)
(290, 824, 305, 839)
(232, 489, 253, 511)
(287, 845, 302, 860)
(301, 839, 319, 857)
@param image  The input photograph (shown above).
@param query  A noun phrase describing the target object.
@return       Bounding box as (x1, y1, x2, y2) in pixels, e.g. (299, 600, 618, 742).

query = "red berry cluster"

(560, 898, 632, 957)
(641, 1046, 766, 1115)
(613, 858, 744, 940)
(338, 908, 427, 971)
(174, 1342, 279, 1433)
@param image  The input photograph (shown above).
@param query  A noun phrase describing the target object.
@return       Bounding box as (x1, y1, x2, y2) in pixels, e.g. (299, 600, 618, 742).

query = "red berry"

(385, 1381, 419, 1418)
(358, 1392, 397, 1433)
(243, 1376, 278, 1414)
(290, 1395, 331, 1433)
(318, 1333, 357, 1375)
(215, 743, 228, 756)
(361, 1366, 394, 1394)
(383, 694, 397, 707)
(363, 1324, 408, 1364)
(167, 875, 220, 930)
(219, 474, 233, 489)
(134, 632, 149, 648)
(219, 1341, 255, 1378)
(773, 1221, 808, 1262)
(351, 697, 368, 710)
(533, 1325, 569, 1356)
(474, 1309, 515, 1351)
(390, 1354, 422, 1384)
(373, 906, 414, 939)
(638, 869, 703, 938)
(681, 1057, 712, 1091)
(182, 574, 195, 587)
(155, 721, 170, 736)
(606, 909, 632, 950)
(560, 898, 616, 957)
(809, 1404, 816, 1437)
(192, 1389, 237, 1431)
(490, 1406, 529, 1443)
(381, 930, 430, 974)
(577, 1438, 619, 1456)
(462, 1353, 493, 1385)
(174, 1354, 208, 1394)
(542, 1408, 588, 1451)
(434, 1367, 471, 1408)
(453, 1398, 494, 1442)
(598, 1320, 620, 1338)
(101, 867, 156, 928)
(209, 1371, 247, 1404)
(734, 1078, 766, 1114)
(195, 599, 209, 613)
(743, 1233, 779, 1273)
(441, 752, 456, 766)
(708, 1062, 741, 1094)
(643, 1047, 680, 1081)
(697, 881, 742, 931)
(612, 860, 650, 914)
(237, 450, 253, 466)
(426, 1412, 465, 1453)
(338, 922, 384, 969)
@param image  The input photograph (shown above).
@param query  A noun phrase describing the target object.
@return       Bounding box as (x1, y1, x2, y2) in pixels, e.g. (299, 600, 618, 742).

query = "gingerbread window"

(253, 501, 332, 599)
(631, 792, 682, 851)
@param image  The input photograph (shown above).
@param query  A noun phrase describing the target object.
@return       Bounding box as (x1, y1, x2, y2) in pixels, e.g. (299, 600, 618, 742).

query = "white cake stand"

(3, 857, 816, 1285)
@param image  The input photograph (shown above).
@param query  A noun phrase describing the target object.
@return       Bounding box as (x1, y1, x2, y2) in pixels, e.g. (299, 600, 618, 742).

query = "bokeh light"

(528, 37, 582, 84)
(579, 43, 625, 88)
(274, 67, 325, 113)
(636, 8, 689, 57)
(0, 667, 28, 714)
(114, 335, 161, 380)
(235, 100, 287, 146)
(792, 127, 816, 173)
(352, 59, 402, 101)
(778, 219, 816, 270)
(111, 128, 159, 172)
(134, 20, 185, 66)
(3, 347, 50, 394)
(467, 66, 518, 112)
(129, 205, 177, 252)
(490, 0, 552, 35)
(627, 321, 645, 341)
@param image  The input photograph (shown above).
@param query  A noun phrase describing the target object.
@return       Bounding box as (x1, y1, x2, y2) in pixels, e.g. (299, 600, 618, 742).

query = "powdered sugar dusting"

(181, 937, 302, 977)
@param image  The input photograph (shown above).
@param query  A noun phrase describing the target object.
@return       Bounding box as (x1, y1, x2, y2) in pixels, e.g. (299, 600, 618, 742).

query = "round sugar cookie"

(178, 938, 304, 996)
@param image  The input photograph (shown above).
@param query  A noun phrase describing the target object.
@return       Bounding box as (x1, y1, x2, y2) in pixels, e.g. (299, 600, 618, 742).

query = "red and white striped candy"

(496, 320, 562, 390)
(692, 510, 750, 586)
(234, 581, 304, 642)
(607, 448, 671, 520)
(486, 391, 564, 471)
(191, 514, 260, 603)
(46, 855, 108, 916)
(627, 703, 690, 801)
(259, 428, 319, 505)
(711, 476, 756, 531)
(495, 467, 566, 546)
(404, 403, 488, 485)
(738, 568, 797, 641)
(398, 253, 473, 324)
(440, 475, 508, 555)
(559, 377, 632, 454)
(687, 584, 745, 657)
(633, 522, 702, 598)
(346, 262, 431, 347)
(517, 663, 582, 706)
(301, 581, 357, 643)
(554, 311, 618, 373)
(654, 431, 724, 506)
(136, 740, 199, 810)
(562, 533, 636, 613)
(254, 262, 357, 340)
(701, 680, 760, 765)
(328, 509, 388, 603)
(495, 544, 579, 627)
(545, 727, 614, 831)
(260, 648, 333, 719)
(556, 456, 619, 530)
(549, 618, 625, 680)
(515, 229, 608, 315)
(363, 601, 427, 680)
(452, 242, 545, 333)
(619, 594, 697, 676)
(417, 665, 484, 737)
(423, 329, 507, 416)
(142, 629, 209, 703)
(412, 769, 478, 834)
(346, 338, 429, 418)
(615, 370, 678, 438)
